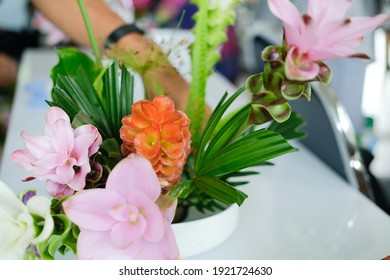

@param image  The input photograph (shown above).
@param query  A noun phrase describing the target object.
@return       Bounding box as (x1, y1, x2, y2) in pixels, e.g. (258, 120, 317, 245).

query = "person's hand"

(0, 53, 17, 88)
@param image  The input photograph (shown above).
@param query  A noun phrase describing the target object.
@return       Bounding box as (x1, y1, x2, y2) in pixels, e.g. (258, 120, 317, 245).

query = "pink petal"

(37, 153, 66, 169)
(325, 15, 390, 48)
(56, 160, 76, 184)
(45, 106, 70, 126)
(74, 124, 102, 156)
(109, 204, 139, 222)
(267, 0, 302, 28)
(285, 47, 320, 81)
(133, 221, 179, 260)
(67, 163, 90, 191)
(72, 133, 97, 165)
(308, 0, 351, 25)
(46, 180, 74, 199)
(62, 189, 124, 231)
(51, 119, 74, 155)
(106, 154, 161, 202)
(11, 149, 37, 172)
(156, 195, 178, 223)
(21, 131, 52, 158)
(110, 217, 147, 249)
(126, 191, 164, 242)
(77, 230, 141, 259)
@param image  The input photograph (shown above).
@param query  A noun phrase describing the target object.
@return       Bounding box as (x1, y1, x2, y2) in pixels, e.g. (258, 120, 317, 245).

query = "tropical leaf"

(169, 180, 195, 199)
(201, 103, 251, 166)
(198, 129, 296, 177)
(50, 61, 135, 141)
(50, 48, 101, 85)
(194, 86, 246, 170)
(193, 176, 248, 206)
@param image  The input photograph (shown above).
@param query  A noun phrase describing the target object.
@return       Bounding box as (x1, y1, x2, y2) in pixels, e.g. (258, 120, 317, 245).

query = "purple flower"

(12, 107, 102, 198)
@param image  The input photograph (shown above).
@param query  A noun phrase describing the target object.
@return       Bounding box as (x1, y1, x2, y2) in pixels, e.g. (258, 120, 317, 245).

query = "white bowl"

(172, 204, 240, 259)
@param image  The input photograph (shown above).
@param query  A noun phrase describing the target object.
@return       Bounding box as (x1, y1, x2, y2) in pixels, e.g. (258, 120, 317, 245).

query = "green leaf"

(71, 110, 94, 128)
(119, 66, 134, 119)
(267, 111, 307, 140)
(193, 176, 248, 206)
(100, 62, 134, 141)
(50, 86, 80, 119)
(36, 214, 77, 260)
(199, 129, 296, 177)
(169, 180, 195, 198)
(100, 138, 122, 158)
(50, 48, 100, 85)
(56, 72, 111, 138)
(194, 86, 246, 170)
(201, 104, 251, 165)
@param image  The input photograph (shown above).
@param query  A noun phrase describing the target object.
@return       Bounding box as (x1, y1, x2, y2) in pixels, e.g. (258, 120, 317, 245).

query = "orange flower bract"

(120, 96, 191, 192)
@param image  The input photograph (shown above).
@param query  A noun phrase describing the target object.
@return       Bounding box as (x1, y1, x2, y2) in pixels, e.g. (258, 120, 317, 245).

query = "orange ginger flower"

(120, 96, 191, 192)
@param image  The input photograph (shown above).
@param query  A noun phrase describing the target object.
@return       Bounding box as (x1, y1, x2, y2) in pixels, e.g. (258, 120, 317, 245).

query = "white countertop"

(1, 48, 390, 260)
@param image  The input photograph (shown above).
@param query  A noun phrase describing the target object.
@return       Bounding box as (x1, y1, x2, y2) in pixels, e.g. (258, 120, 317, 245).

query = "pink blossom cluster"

(12, 107, 102, 198)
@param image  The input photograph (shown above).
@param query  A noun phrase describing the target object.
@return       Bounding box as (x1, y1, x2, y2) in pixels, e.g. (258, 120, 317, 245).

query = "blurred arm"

(31, 0, 189, 111)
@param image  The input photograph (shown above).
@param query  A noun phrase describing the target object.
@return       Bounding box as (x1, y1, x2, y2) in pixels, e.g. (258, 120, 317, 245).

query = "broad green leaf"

(50, 48, 100, 85)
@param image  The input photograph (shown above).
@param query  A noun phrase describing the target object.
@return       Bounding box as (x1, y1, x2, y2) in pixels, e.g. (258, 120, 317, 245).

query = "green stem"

(186, 0, 208, 149)
(77, 0, 102, 68)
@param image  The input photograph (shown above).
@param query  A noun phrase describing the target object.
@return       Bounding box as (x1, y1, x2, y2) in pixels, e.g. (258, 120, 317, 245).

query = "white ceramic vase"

(172, 204, 240, 259)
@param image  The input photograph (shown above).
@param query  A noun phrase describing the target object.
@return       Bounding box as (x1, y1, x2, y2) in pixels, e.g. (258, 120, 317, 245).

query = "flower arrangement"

(3, 0, 388, 260)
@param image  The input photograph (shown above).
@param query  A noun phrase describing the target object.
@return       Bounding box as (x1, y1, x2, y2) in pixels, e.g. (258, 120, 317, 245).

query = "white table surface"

(1, 49, 390, 260)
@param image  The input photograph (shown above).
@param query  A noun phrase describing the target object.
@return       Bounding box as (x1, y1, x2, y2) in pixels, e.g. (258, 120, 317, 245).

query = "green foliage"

(171, 86, 296, 207)
(35, 199, 79, 260)
(50, 48, 100, 86)
(48, 48, 134, 141)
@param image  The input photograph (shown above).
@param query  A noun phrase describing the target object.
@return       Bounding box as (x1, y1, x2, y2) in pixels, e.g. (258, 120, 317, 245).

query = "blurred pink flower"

(268, 0, 390, 81)
(12, 107, 102, 198)
(132, 0, 153, 9)
(62, 154, 179, 260)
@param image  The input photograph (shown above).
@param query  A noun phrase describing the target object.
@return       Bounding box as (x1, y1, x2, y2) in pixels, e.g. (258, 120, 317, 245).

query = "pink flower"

(12, 107, 102, 198)
(268, 0, 390, 81)
(62, 154, 179, 260)
(132, 0, 152, 9)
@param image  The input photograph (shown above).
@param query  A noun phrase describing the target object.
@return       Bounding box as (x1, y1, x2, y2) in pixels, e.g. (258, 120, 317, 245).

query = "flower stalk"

(77, 0, 102, 67)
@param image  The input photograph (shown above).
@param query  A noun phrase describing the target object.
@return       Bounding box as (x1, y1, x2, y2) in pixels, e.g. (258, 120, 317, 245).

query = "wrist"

(104, 23, 145, 50)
